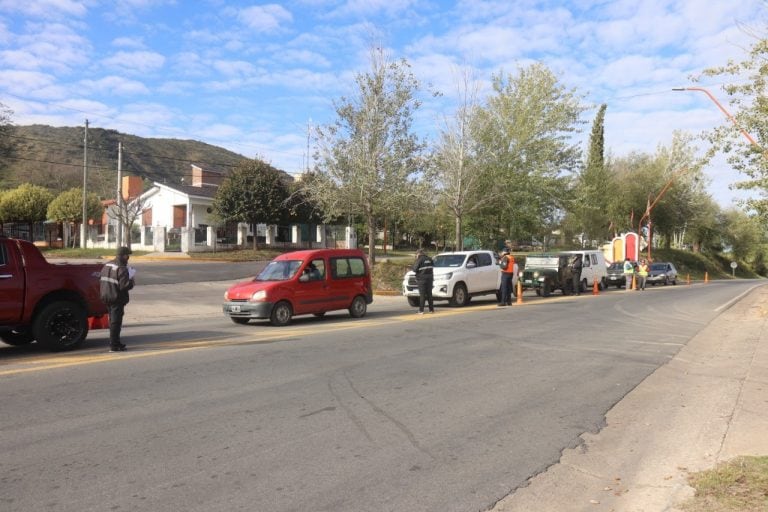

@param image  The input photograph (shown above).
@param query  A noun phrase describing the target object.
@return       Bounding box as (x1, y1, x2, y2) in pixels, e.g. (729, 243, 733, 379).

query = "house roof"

(154, 182, 219, 199)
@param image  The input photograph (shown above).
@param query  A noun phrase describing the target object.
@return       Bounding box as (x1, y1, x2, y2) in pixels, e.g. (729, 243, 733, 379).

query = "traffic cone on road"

(516, 280, 523, 305)
(592, 279, 599, 295)
(704, 271, 709, 283)
(631, 275, 637, 290)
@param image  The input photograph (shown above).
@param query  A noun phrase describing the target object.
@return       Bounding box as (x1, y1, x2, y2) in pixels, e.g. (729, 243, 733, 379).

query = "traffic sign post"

(731, 261, 738, 277)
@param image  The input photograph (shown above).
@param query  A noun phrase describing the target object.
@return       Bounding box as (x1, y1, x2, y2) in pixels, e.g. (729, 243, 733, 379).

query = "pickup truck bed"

(0, 237, 108, 351)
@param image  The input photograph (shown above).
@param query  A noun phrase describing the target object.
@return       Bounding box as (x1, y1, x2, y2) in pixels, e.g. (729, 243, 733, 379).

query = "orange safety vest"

(502, 254, 515, 273)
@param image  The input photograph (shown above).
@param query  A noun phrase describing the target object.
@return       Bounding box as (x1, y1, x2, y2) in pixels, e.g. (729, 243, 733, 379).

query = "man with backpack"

(100, 246, 135, 352)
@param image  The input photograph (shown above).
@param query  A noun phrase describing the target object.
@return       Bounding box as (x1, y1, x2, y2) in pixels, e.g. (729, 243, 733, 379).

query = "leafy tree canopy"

(213, 159, 290, 248)
(0, 183, 54, 222)
(47, 187, 102, 223)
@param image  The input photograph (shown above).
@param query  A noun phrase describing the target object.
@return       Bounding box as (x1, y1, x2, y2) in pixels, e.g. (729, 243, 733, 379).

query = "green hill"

(3, 125, 249, 196)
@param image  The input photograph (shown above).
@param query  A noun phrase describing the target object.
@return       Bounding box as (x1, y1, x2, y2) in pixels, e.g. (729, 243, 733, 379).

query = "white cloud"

(78, 75, 150, 96)
(2, 22, 91, 73)
(212, 60, 257, 78)
(0, 0, 87, 18)
(237, 4, 293, 32)
(197, 123, 243, 140)
(0, 69, 57, 94)
(101, 51, 166, 74)
(112, 37, 146, 49)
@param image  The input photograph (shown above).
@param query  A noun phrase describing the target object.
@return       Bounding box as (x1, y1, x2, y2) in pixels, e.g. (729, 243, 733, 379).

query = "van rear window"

(331, 257, 366, 278)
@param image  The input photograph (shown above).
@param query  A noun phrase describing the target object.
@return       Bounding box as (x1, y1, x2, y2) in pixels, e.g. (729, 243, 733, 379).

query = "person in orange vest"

(636, 259, 649, 291)
(498, 248, 516, 306)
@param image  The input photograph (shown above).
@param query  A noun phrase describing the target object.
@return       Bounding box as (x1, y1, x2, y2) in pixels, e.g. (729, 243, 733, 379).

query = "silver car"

(647, 262, 678, 286)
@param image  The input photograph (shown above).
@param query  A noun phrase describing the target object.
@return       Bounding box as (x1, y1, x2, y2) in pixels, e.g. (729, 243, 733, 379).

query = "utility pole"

(306, 118, 312, 173)
(116, 142, 123, 248)
(80, 119, 89, 248)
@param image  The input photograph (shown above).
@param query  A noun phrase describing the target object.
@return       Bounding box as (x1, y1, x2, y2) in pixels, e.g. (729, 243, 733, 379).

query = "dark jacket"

(100, 258, 134, 305)
(413, 254, 434, 284)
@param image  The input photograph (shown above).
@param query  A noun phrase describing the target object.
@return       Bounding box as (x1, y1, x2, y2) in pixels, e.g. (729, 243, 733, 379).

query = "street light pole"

(80, 119, 89, 248)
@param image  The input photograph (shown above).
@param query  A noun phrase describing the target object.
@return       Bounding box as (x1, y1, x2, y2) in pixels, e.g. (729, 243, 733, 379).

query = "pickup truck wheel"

(230, 317, 250, 325)
(450, 283, 469, 307)
(0, 329, 35, 346)
(33, 300, 88, 351)
(270, 301, 292, 327)
(349, 296, 367, 318)
(407, 297, 420, 307)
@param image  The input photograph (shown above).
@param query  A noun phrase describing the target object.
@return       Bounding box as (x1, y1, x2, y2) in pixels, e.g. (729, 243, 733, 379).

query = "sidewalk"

(493, 284, 768, 511)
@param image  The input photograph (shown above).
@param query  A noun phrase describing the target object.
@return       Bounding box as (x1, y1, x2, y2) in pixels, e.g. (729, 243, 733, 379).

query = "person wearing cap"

(99, 246, 135, 352)
(498, 248, 515, 306)
(412, 248, 434, 314)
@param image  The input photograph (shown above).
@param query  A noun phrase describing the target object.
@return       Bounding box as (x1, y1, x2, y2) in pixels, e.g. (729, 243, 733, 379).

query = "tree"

(213, 159, 290, 249)
(0, 183, 54, 237)
(698, 32, 768, 215)
(720, 208, 765, 262)
(310, 47, 424, 263)
(0, 102, 16, 183)
(473, 63, 587, 244)
(570, 104, 614, 246)
(429, 68, 498, 250)
(47, 188, 103, 247)
(606, 133, 711, 253)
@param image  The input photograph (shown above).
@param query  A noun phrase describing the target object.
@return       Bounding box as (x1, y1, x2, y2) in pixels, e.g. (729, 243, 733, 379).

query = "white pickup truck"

(402, 250, 501, 307)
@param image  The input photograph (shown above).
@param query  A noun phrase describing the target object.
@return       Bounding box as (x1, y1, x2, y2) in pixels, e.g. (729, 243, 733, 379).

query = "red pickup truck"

(0, 236, 108, 351)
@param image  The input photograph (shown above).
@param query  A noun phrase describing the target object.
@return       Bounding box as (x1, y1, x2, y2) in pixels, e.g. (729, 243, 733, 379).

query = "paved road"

(3, 280, 759, 511)
(131, 260, 267, 285)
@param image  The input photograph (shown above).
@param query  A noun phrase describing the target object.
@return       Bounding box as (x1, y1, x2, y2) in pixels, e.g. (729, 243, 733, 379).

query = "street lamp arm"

(672, 87, 760, 147)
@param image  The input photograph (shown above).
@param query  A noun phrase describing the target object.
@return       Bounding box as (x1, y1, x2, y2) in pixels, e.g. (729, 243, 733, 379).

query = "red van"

(222, 248, 373, 326)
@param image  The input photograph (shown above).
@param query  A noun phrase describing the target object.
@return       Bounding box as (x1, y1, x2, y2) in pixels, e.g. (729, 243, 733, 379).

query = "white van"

(562, 250, 608, 292)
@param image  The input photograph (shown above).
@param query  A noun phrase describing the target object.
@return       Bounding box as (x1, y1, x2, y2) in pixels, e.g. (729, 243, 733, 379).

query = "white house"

(123, 164, 349, 253)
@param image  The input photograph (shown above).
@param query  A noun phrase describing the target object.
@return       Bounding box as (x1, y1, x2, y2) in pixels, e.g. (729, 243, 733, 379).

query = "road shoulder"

(493, 284, 768, 512)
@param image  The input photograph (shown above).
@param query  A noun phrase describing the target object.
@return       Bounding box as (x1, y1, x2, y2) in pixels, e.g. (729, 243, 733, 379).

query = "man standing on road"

(623, 257, 635, 291)
(413, 249, 434, 314)
(570, 254, 583, 296)
(499, 248, 515, 306)
(100, 246, 135, 352)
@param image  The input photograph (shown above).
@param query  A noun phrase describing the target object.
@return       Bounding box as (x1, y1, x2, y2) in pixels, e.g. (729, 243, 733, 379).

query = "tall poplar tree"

(572, 104, 613, 245)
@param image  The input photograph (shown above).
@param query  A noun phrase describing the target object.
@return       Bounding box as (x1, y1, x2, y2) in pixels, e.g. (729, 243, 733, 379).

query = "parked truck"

(0, 236, 108, 351)
(520, 253, 575, 297)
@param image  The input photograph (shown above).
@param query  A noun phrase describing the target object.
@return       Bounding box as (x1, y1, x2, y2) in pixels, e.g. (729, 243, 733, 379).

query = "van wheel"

(407, 297, 419, 307)
(542, 281, 551, 297)
(230, 317, 250, 325)
(599, 278, 606, 290)
(33, 300, 88, 351)
(0, 329, 34, 346)
(349, 296, 367, 318)
(450, 283, 469, 307)
(270, 301, 292, 326)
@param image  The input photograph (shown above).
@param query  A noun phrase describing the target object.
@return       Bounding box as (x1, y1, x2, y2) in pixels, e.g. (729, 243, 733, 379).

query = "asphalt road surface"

(0, 279, 759, 512)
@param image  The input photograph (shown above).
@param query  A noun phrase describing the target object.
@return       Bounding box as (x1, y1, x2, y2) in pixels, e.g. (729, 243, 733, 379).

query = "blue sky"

(0, 0, 765, 207)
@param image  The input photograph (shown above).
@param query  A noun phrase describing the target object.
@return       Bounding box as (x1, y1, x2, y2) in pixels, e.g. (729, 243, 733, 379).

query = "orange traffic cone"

(516, 280, 523, 304)
(704, 271, 709, 283)
(592, 278, 599, 295)
(631, 275, 637, 290)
